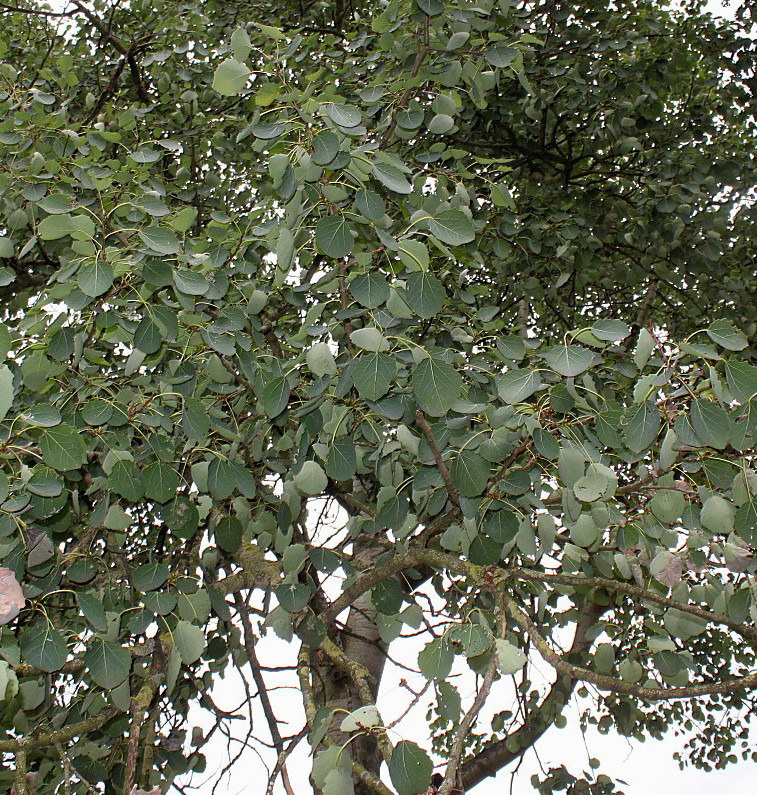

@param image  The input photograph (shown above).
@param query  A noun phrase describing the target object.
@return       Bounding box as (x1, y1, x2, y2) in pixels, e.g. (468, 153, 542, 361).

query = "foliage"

(0, 0, 756, 793)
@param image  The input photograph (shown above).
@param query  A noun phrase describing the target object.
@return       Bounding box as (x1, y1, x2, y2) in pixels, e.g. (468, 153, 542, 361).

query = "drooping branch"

(510, 567, 757, 642)
(503, 595, 757, 702)
(317, 548, 757, 705)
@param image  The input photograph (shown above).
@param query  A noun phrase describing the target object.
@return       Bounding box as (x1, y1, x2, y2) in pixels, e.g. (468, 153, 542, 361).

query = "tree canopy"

(1, 0, 757, 793)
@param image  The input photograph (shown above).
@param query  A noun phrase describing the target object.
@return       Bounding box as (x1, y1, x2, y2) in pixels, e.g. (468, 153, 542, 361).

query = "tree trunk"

(315, 535, 388, 794)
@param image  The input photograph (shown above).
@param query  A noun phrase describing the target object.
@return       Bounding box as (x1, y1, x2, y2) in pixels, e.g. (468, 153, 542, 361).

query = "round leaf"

(315, 216, 353, 258)
(83, 639, 131, 689)
(427, 208, 475, 246)
(412, 358, 462, 416)
(389, 741, 433, 795)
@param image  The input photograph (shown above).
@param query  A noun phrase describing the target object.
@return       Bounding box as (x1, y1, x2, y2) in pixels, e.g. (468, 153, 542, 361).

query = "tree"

(0, 0, 756, 792)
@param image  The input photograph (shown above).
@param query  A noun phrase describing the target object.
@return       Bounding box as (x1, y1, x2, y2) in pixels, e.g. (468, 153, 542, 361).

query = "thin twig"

(234, 593, 296, 795)
(438, 655, 498, 795)
(415, 410, 459, 507)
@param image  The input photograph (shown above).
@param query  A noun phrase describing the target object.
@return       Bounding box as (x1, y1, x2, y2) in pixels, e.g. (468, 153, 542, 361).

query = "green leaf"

(294, 461, 328, 495)
(129, 149, 161, 164)
(39, 423, 86, 470)
(230, 27, 252, 61)
(664, 608, 708, 640)
(77, 593, 107, 632)
(325, 437, 357, 481)
(341, 705, 381, 732)
(418, 637, 453, 679)
(371, 579, 403, 615)
(372, 161, 413, 194)
(735, 501, 757, 544)
(313, 747, 351, 792)
(496, 638, 527, 674)
(315, 216, 353, 258)
(350, 327, 389, 352)
(276, 582, 311, 612)
(622, 401, 660, 453)
(389, 741, 433, 795)
(312, 130, 340, 165)
(485, 43, 518, 68)
(497, 369, 542, 404)
(701, 495, 736, 533)
(649, 488, 685, 524)
(690, 399, 730, 449)
(350, 272, 390, 308)
(173, 269, 209, 295)
(454, 621, 492, 657)
(427, 208, 475, 246)
(325, 102, 362, 128)
(591, 319, 631, 342)
(36, 194, 73, 214)
(38, 213, 94, 240)
(262, 376, 291, 417)
(77, 260, 114, 297)
(354, 189, 386, 220)
(131, 562, 169, 592)
(403, 272, 446, 318)
(532, 428, 560, 459)
(725, 360, 757, 403)
(212, 58, 250, 96)
(183, 397, 211, 440)
(485, 510, 519, 543)
(19, 625, 67, 672)
(208, 458, 237, 500)
(83, 639, 131, 689)
(0, 365, 13, 421)
(543, 344, 597, 377)
(174, 620, 205, 664)
(142, 461, 180, 503)
(306, 342, 338, 377)
(412, 358, 462, 416)
(352, 353, 396, 401)
(19, 404, 61, 427)
(253, 22, 286, 39)
(110, 459, 144, 501)
(142, 591, 177, 616)
(215, 516, 243, 552)
(706, 319, 748, 351)
(133, 317, 163, 354)
(574, 471, 612, 503)
(427, 113, 454, 134)
(138, 226, 181, 255)
(569, 514, 599, 547)
(169, 206, 198, 233)
(450, 450, 489, 497)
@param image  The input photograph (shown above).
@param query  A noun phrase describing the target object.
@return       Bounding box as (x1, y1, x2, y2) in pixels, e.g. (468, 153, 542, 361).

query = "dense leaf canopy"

(0, 0, 757, 793)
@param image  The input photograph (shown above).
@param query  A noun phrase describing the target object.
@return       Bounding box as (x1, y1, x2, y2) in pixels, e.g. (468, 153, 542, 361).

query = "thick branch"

(0, 708, 119, 752)
(319, 638, 393, 763)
